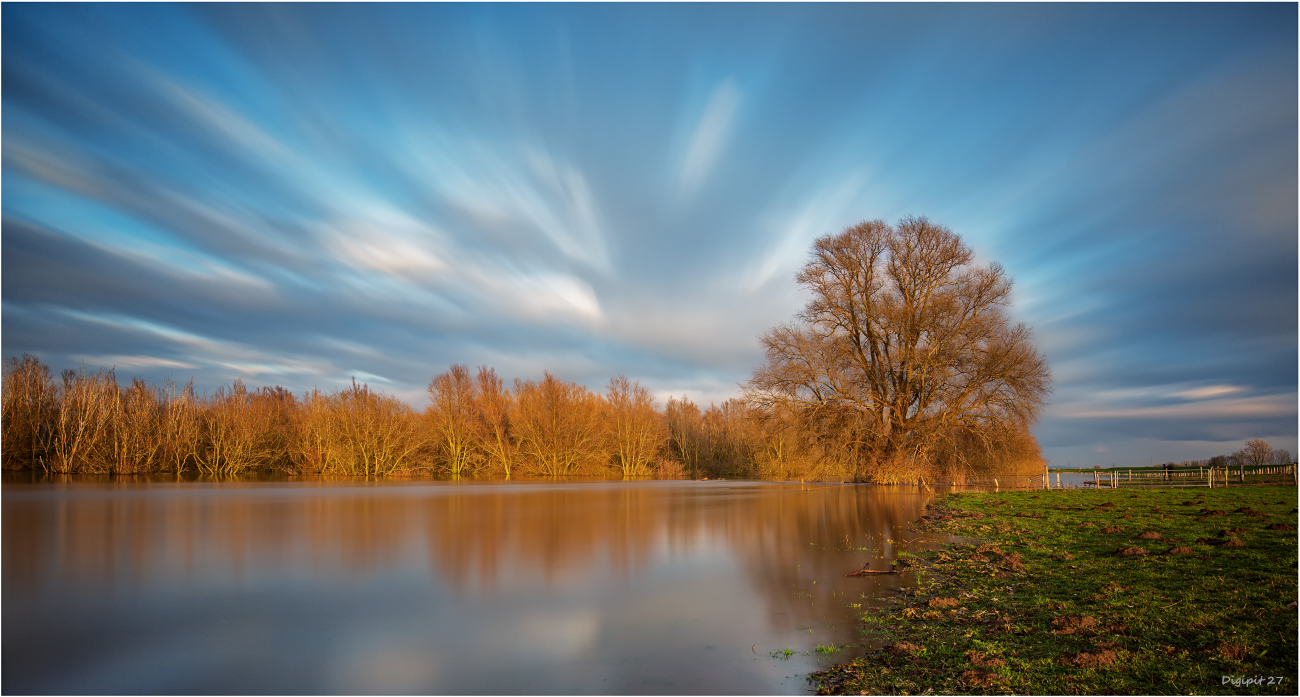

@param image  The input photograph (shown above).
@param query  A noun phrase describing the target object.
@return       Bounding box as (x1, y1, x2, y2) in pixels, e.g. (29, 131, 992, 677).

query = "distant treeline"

(2, 355, 1042, 481)
(1177, 438, 1291, 469)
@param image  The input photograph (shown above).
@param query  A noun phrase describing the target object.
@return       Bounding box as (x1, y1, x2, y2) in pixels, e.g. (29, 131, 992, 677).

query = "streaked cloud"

(1060, 394, 1293, 420)
(1172, 385, 1246, 401)
(2, 3, 1294, 466)
(676, 79, 741, 202)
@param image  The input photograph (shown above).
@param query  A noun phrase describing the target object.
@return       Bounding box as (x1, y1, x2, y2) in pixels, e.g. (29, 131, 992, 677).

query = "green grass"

(810, 486, 1298, 695)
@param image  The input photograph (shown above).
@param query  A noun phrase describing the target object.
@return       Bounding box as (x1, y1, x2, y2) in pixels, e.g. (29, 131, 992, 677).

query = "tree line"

(3, 216, 1054, 482)
(1, 352, 1042, 482)
(0, 354, 852, 479)
(1179, 438, 1292, 469)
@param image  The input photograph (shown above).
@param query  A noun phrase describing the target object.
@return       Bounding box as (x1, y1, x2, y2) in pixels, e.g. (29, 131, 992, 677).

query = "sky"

(3, 3, 1296, 468)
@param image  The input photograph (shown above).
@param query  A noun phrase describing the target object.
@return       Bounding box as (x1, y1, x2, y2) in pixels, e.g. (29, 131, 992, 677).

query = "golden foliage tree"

(106, 378, 163, 474)
(747, 217, 1051, 482)
(332, 379, 426, 476)
(427, 365, 478, 476)
(604, 375, 667, 477)
(513, 372, 604, 476)
(2, 354, 54, 470)
(199, 380, 268, 475)
(159, 377, 203, 474)
(472, 366, 517, 477)
(48, 366, 116, 473)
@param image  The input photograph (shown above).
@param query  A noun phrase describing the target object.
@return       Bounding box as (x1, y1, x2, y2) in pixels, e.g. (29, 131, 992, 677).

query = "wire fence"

(1047, 465, 1297, 490)
(920, 466, 1299, 491)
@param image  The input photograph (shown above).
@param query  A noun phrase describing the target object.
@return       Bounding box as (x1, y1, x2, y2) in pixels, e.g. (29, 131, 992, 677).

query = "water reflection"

(3, 478, 945, 694)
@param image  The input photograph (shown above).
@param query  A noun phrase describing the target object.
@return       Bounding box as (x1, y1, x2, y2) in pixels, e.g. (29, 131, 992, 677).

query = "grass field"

(810, 486, 1298, 695)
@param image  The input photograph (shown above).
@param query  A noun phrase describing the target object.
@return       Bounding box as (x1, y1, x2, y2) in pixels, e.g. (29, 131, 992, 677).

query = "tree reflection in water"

(3, 477, 951, 694)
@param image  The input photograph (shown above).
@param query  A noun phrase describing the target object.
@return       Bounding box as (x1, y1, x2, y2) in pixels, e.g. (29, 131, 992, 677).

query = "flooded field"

(3, 477, 950, 694)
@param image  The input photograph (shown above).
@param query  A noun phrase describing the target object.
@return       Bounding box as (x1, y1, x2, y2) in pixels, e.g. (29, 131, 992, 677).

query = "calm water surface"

(3, 477, 948, 694)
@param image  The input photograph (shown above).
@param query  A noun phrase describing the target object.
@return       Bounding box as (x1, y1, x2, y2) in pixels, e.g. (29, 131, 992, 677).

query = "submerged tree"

(747, 217, 1051, 482)
(604, 375, 666, 477)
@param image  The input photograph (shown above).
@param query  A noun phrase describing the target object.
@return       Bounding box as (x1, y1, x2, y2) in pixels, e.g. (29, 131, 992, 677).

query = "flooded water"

(3, 477, 948, 694)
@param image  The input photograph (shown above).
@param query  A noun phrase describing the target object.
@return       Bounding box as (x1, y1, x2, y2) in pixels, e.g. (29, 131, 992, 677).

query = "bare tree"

(472, 366, 517, 477)
(427, 365, 478, 476)
(747, 217, 1051, 482)
(665, 397, 706, 476)
(605, 376, 667, 477)
(2, 354, 54, 470)
(513, 372, 604, 476)
(107, 377, 163, 474)
(199, 380, 264, 475)
(48, 366, 116, 473)
(334, 379, 426, 476)
(1243, 438, 1272, 468)
(159, 377, 202, 474)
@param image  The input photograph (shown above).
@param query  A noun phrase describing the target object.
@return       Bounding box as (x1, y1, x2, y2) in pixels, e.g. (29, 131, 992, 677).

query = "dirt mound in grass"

(1214, 642, 1249, 661)
(1137, 531, 1163, 539)
(1067, 650, 1118, 668)
(887, 641, 924, 657)
(1102, 526, 1125, 533)
(959, 670, 1003, 688)
(1052, 614, 1099, 635)
(1166, 546, 1194, 555)
(1267, 523, 1294, 531)
(1222, 538, 1248, 547)
(1079, 522, 1096, 528)
(1052, 552, 1076, 561)
(1218, 527, 1247, 537)
(1116, 546, 1148, 556)
(966, 651, 1006, 668)
(1200, 509, 1227, 516)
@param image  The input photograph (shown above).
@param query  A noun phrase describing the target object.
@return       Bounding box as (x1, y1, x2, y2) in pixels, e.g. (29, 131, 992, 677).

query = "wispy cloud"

(675, 79, 741, 202)
(1060, 394, 1294, 420)
(1172, 385, 1246, 400)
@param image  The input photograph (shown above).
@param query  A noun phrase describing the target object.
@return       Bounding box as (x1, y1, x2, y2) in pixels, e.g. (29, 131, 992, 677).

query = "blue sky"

(3, 3, 1295, 467)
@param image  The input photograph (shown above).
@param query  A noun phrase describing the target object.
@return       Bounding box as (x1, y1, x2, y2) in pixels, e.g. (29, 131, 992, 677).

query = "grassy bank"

(811, 486, 1298, 695)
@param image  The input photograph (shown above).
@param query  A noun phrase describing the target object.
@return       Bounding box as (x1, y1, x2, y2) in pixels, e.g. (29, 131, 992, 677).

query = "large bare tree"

(747, 217, 1051, 482)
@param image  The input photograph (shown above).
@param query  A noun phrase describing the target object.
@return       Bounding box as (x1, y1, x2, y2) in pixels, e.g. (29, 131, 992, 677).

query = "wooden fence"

(1057, 465, 1297, 490)
(922, 474, 1047, 491)
(912, 466, 1296, 491)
